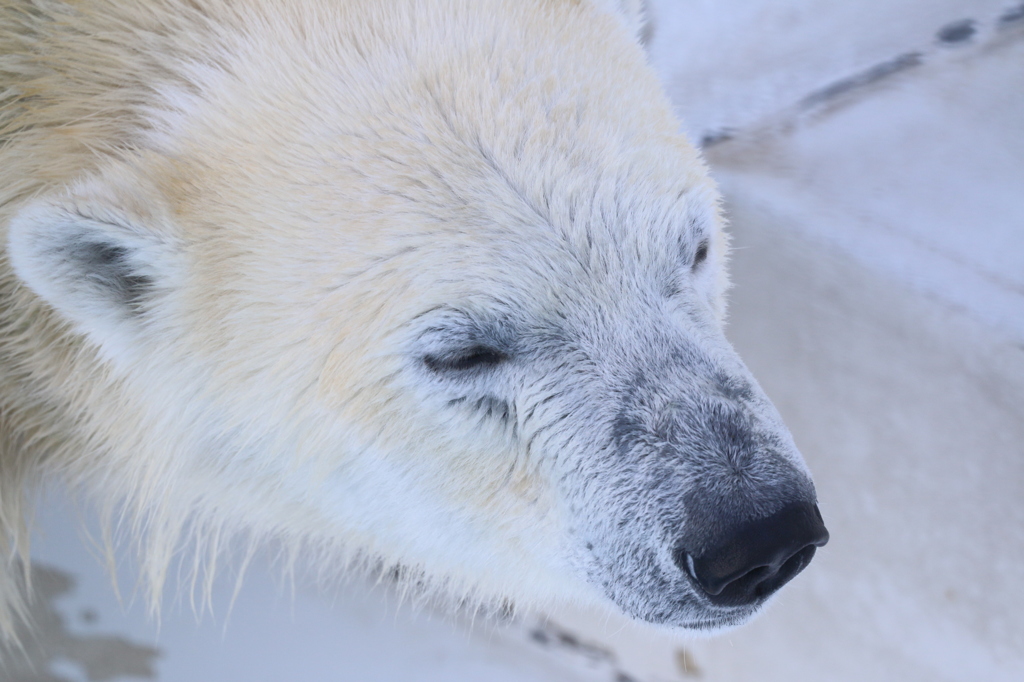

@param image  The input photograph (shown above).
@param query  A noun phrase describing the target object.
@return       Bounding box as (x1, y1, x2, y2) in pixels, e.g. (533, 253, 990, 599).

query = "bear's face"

(394, 234, 819, 630)
(5, 0, 824, 631)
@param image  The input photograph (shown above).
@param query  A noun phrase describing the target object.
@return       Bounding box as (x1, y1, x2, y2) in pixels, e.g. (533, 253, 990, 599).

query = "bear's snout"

(674, 502, 829, 607)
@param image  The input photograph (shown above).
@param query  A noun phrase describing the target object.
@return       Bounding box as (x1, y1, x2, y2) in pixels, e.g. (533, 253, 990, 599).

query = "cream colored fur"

(0, 0, 783, 640)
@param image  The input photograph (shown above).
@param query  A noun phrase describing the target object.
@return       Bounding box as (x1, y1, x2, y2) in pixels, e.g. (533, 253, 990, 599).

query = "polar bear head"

(3, 0, 825, 631)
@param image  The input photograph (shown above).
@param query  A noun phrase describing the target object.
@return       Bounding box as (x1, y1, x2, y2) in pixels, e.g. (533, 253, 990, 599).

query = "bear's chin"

(651, 608, 762, 635)
(604, 590, 765, 633)
(679, 608, 762, 634)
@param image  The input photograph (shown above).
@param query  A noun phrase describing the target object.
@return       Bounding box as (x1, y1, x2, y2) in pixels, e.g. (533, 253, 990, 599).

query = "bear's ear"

(585, 0, 648, 42)
(7, 186, 182, 364)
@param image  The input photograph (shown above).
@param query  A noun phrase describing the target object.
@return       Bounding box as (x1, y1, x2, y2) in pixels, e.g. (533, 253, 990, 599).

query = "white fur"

(0, 0, 817, 639)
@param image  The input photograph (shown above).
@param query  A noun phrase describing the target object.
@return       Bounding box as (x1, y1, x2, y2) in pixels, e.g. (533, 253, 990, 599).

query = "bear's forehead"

(141, 0, 716, 260)
(126, 2, 723, 339)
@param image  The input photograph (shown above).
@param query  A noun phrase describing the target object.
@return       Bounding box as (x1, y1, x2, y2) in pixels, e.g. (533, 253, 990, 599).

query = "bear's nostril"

(675, 502, 828, 607)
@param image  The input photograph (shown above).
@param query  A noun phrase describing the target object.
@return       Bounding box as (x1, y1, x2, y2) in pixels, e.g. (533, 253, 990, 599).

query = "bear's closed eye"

(424, 346, 507, 372)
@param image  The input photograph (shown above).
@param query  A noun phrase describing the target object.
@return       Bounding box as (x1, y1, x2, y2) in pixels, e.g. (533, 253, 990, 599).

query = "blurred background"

(7, 1, 1024, 680)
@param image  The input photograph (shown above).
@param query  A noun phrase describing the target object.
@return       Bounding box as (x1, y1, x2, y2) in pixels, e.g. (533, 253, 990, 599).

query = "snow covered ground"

(8, 1, 1024, 680)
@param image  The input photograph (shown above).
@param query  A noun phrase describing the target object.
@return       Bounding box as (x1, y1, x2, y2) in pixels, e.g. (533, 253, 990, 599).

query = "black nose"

(675, 502, 829, 607)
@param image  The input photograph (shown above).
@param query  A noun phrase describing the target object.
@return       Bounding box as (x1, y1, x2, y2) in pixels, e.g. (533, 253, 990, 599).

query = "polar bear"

(0, 0, 827, 638)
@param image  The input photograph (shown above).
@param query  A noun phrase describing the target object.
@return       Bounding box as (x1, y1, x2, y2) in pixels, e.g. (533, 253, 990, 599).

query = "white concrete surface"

(707, 26, 1024, 341)
(644, 0, 1014, 140)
